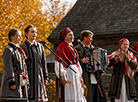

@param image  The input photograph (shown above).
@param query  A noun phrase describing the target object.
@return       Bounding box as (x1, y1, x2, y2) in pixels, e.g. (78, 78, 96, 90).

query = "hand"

(10, 85, 16, 90)
(80, 77, 84, 84)
(106, 58, 110, 65)
(82, 57, 89, 63)
(44, 80, 48, 85)
(61, 76, 67, 85)
(116, 52, 121, 57)
(27, 86, 29, 90)
(125, 53, 130, 61)
(119, 52, 126, 62)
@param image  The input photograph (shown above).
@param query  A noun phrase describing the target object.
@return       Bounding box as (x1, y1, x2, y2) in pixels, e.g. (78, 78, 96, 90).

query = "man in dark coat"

(20, 25, 48, 102)
(75, 30, 107, 102)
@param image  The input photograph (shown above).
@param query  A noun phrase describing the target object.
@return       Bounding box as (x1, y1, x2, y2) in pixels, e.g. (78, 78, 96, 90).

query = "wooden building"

(47, 0, 138, 96)
(48, 0, 138, 54)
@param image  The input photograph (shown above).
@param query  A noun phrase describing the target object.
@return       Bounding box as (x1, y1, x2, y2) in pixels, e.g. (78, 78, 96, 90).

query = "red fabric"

(20, 47, 28, 59)
(55, 41, 79, 68)
(133, 43, 138, 52)
(39, 97, 47, 102)
(119, 38, 130, 48)
(108, 49, 137, 80)
(59, 27, 72, 39)
(133, 43, 138, 72)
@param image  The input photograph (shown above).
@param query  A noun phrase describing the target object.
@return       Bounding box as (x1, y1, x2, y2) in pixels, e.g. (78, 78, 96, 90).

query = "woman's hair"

(80, 30, 94, 41)
(8, 28, 19, 41)
(24, 24, 36, 38)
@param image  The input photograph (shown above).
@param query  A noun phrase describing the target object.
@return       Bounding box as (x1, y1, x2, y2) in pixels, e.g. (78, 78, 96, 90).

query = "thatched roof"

(48, 0, 138, 44)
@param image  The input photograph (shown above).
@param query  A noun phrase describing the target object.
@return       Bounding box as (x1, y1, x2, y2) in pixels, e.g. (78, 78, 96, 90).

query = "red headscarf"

(59, 27, 72, 40)
(108, 38, 137, 80)
(119, 38, 130, 48)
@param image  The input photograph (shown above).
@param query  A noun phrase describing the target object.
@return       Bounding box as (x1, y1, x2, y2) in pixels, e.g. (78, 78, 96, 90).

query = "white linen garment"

(115, 75, 134, 102)
(55, 61, 86, 102)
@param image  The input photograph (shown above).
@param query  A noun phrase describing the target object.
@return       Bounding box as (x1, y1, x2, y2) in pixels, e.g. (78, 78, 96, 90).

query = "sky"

(42, 0, 77, 11)
(61, 0, 77, 6)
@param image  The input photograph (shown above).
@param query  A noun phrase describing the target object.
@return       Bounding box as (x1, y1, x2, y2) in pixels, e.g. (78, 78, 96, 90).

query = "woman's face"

(12, 31, 21, 44)
(120, 41, 129, 52)
(64, 31, 74, 44)
(25, 27, 37, 42)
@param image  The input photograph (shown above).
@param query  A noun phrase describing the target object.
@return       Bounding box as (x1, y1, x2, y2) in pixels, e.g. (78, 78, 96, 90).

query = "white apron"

(55, 61, 86, 102)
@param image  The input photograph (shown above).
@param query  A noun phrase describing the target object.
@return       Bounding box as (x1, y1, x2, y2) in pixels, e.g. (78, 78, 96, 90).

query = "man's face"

(25, 27, 37, 41)
(85, 33, 93, 45)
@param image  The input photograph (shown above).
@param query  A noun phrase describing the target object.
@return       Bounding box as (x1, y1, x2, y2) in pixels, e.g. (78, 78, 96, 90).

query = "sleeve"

(3, 48, 16, 86)
(24, 60, 30, 86)
(108, 59, 117, 67)
(127, 60, 137, 70)
(77, 62, 83, 77)
(133, 43, 138, 52)
(54, 61, 67, 78)
(41, 45, 49, 81)
(75, 46, 83, 64)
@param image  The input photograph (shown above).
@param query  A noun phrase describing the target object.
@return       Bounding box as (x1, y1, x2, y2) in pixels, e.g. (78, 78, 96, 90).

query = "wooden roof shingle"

(48, 0, 138, 44)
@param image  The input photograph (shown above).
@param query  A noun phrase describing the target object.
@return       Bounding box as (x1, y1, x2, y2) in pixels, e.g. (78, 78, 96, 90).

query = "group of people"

(54, 27, 138, 102)
(0, 25, 48, 102)
(0, 25, 138, 102)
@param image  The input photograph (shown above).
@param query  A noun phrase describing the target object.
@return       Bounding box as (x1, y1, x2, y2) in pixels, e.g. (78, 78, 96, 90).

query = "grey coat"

(0, 42, 28, 98)
(20, 40, 48, 102)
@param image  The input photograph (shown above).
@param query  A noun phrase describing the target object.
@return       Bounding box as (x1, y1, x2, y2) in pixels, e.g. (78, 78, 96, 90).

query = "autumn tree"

(0, 0, 72, 71)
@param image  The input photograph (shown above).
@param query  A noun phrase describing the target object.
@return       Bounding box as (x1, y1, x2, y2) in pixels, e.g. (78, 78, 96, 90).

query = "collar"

(10, 42, 20, 47)
(26, 40, 38, 47)
(8, 42, 20, 50)
(64, 40, 73, 47)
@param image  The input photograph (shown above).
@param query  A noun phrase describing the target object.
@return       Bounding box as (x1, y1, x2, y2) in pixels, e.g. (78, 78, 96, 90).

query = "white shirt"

(90, 73, 97, 84)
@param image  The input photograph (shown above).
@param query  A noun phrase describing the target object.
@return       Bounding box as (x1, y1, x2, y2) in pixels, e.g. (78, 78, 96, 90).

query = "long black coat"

(0, 43, 28, 98)
(20, 40, 48, 102)
(75, 44, 107, 102)
(108, 59, 137, 100)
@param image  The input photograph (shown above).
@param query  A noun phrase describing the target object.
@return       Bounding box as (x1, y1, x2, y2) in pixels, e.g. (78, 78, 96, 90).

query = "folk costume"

(133, 43, 138, 101)
(55, 27, 86, 102)
(75, 43, 107, 102)
(0, 42, 29, 98)
(20, 40, 48, 102)
(108, 38, 138, 102)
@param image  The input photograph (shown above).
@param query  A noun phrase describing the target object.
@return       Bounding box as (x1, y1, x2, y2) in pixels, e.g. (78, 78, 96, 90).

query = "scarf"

(108, 38, 137, 80)
(108, 49, 137, 80)
(55, 41, 79, 68)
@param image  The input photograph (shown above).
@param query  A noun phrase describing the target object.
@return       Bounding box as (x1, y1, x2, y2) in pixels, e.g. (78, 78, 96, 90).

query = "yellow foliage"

(45, 79, 56, 101)
(0, 0, 72, 71)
